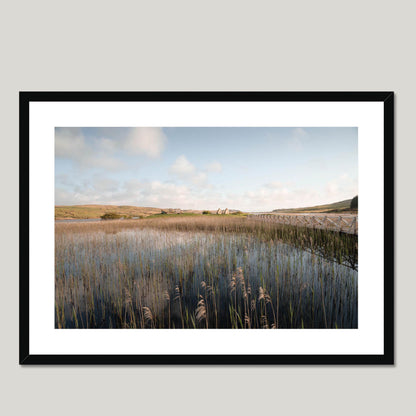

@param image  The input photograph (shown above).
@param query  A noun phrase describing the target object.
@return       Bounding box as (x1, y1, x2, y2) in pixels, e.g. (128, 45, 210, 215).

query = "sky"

(55, 127, 358, 212)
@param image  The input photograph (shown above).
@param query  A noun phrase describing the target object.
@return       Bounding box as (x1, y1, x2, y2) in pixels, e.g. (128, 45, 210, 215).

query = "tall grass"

(55, 217, 357, 329)
(56, 216, 357, 269)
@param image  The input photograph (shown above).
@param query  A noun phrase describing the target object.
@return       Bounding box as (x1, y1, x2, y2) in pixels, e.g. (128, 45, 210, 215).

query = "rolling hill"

(54, 205, 242, 219)
(272, 198, 356, 214)
(55, 205, 164, 220)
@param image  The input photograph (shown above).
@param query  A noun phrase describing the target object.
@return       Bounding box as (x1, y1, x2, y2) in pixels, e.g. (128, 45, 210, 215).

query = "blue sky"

(55, 127, 358, 211)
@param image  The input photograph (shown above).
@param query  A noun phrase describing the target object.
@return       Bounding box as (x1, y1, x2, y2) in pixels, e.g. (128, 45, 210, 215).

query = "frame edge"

(19, 91, 395, 365)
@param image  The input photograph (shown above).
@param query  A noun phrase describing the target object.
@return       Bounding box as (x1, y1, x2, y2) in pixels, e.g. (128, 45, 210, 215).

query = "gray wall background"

(1, 1, 413, 415)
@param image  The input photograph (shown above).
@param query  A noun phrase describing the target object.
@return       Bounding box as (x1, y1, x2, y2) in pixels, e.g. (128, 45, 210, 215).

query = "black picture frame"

(20, 91, 394, 365)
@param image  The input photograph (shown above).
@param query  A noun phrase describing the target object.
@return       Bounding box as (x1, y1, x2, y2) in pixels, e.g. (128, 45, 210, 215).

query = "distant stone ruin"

(216, 208, 229, 215)
(163, 208, 182, 214)
(216, 208, 221, 215)
(224, 208, 229, 215)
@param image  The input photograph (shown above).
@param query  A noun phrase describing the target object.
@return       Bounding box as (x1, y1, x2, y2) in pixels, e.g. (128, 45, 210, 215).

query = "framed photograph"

(20, 91, 394, 365)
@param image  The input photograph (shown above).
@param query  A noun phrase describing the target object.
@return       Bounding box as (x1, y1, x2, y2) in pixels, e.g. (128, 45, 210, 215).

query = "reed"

(56, 216, 357, 269)
(55, 217, 357, 329)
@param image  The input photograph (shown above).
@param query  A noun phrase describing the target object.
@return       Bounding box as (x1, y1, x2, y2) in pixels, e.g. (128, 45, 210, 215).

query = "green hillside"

(273, 198, 356, 214)
(55, 205, 163, 219)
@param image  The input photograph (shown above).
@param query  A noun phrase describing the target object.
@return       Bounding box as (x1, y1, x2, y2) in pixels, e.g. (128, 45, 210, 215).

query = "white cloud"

(92, 177, 120, 193)
(55, 129, 87, 159)
(142, 181, 192, 206)
(55, 127, 357, 211)
(55, 127, 167, 171)
(169, 155, 196, 177)
(192, 172, 208, 186)
(55, 171, 358, 212)
(324, 174, 358, 203)
(95, 137, 117, 153)
(88, 155, 125, 170)
(55, 178, 194, 208)
(55, 129, 124, 171)
(169, 155, 208, 186)
(124, 128, 166, 158)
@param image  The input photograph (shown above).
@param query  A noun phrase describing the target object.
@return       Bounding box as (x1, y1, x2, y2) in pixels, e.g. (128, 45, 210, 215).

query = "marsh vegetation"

(55, 216, 357, 329)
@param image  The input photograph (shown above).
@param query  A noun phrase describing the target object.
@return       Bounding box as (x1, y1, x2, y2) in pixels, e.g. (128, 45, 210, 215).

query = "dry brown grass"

(55, 205, 164, 220)
(55, 219, 358, 329)
(55, 216, 357, 269)
(56, 215, 248, 233)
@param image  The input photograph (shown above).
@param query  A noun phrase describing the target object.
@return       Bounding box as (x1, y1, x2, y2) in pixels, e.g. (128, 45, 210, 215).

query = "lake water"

(55, 228, 358, 329)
